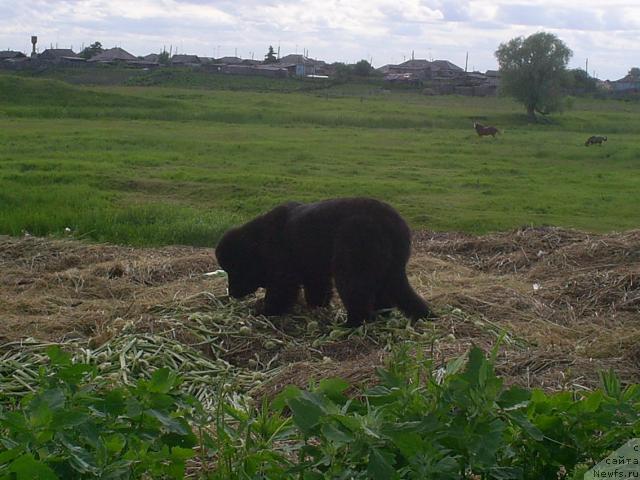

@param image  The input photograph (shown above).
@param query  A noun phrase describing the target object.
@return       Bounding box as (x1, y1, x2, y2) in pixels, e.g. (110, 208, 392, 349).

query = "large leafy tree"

(80, 41, 103, 60)
(353, 59, 374, 77)
(567, 69, 597, 95)
(495, 32, 572, 121)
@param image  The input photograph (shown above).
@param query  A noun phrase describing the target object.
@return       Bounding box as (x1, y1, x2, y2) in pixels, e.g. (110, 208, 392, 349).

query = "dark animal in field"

(585, 135, 607, 146)
(473, 122, 499, 138)
(215, 198, 432, 327)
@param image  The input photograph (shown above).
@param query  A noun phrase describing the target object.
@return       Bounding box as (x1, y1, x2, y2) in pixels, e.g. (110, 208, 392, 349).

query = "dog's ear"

(259, 204, 292, 245)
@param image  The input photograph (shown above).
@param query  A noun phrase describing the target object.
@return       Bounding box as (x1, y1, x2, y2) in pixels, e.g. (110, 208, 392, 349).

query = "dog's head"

(215, 226, 266, 298)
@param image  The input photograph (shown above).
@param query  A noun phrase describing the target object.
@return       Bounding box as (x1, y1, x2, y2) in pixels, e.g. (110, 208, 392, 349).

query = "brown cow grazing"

(585, 135, 607, 146)
(474, 122, 499, 138)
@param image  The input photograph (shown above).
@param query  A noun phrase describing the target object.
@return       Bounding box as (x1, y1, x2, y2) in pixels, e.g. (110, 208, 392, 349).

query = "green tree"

(80, 41, 103, 60)
(353, 59, 374, 77)
(264, 45, 277, 64)
(628, 67, 640, 78)
(332, 62, 352, 79)
(495, 32, 572, 121)
(158, 50, 170, 65)
(567, 68, 597, 95)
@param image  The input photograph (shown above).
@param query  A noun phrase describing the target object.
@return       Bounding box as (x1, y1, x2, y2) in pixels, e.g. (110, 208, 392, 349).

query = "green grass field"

(1, 73, 638, 246)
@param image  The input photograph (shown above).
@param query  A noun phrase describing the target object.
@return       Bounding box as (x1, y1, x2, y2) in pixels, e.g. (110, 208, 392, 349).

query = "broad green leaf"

(45, 345, 71, 366)
(33, 388, 66, 413)
(386, 430, 425, 459)
(104, 433, 127, 454)
(59, 435, 98, 474)
(462, 347, 486, 387)
(507, 411, 544, 441)
(125, 396, 143, 418)
(100, 459, 135, 480)
(0, 448, 22, 465)
(334, 414, 363, 433)
(161, 431, 198, 449)
(466, 419, 507, 467)
(433, 456, 461, 475)
(170, 446, 196, 461)
(9, 453, 58, 480)
(57, 364, 95, 384)
(272, 385, 302, 412)
(148, 368, 178, 394)
(1, 412, 29, 435)
(318, 378, 349, 403)
(581, 391, 604, 413)
(321, 422, 354, 444)
(287, 398, 324, 435)
(146, 409, 189, 435)
(498, 386, 531, 410)
(98, 389, 127, 415)
(367, 447, 397, 480)
(445, 353, 467, 377)
(165, 460, 186, 480)
(51, 410, 89, 430)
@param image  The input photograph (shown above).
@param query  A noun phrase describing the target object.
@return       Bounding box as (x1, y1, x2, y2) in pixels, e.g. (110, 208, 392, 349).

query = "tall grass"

(0, 75, 638, 245)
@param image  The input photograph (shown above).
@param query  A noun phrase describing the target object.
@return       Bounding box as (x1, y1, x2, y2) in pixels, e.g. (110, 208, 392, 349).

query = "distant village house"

(88, 47, 137, 63)
(38, 48, 82, 63)
(0, 50, 26, 60)
(379, 58, 498, 96)
(171, 54, 200, 66)
(606, 69, 640, 94)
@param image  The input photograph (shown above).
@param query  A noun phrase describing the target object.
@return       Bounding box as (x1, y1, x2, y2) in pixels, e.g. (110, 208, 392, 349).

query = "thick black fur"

(215, 198, 432, 327)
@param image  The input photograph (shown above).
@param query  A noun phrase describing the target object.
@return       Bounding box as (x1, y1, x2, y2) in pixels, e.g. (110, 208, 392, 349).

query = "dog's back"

(585, 135, 607, 146)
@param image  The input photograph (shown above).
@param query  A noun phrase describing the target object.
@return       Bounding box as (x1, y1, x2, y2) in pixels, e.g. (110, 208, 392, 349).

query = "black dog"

(215, 198, 432, 327)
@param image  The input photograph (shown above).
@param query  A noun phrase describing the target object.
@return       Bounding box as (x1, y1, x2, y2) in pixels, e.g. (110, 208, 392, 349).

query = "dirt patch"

(1, 228, 639, 398)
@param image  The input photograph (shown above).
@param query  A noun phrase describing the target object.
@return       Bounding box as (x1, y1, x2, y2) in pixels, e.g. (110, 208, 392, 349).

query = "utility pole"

(465, 51, 468, 72)
(585, 58, 589, 75)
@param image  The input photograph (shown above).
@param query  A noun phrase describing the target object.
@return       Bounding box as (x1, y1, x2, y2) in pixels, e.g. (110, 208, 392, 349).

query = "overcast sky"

(1, 0, 638, 80)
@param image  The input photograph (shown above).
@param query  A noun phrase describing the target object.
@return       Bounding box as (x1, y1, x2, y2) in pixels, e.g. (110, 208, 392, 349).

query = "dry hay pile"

(415, 226, 640, 386)
(1, 228, 639, 405)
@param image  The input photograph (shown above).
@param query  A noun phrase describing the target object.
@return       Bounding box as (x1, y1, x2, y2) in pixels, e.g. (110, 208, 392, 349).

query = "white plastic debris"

(533, 283, 541, 291)
(204, 269, 228, 278)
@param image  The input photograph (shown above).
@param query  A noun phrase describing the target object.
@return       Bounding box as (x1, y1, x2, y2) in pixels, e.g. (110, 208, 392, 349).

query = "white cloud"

(0, 0, 637, 79)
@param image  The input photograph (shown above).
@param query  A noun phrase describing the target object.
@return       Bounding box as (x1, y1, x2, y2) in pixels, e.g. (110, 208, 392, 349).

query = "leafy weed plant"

(1, 345, 638, 479)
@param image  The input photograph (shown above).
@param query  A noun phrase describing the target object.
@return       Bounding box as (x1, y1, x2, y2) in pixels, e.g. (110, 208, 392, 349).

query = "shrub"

(2, 344, 638, 479)
(0, 347, 197, 479)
